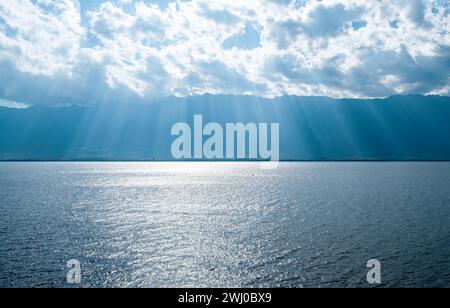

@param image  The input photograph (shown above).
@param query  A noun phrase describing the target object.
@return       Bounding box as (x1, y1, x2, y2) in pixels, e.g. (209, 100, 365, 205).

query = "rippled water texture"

(1, 162, 450, 288)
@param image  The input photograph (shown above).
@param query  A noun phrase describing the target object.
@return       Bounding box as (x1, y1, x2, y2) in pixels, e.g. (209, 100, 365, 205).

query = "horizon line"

(0, 93, 448, 110)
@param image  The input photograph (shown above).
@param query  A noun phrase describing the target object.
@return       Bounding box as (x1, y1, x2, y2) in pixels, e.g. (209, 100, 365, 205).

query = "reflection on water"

(1, 162, 450, 288)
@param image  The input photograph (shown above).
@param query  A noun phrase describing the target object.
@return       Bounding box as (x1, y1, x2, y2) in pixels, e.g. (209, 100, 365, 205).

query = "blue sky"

(0, 0, 449, 106)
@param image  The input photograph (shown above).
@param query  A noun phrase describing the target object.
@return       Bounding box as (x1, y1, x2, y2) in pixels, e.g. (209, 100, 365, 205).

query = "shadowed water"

(1, 162, 450, 288)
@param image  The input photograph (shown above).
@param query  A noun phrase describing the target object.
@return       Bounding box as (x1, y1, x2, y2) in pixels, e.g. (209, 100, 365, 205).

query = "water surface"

(1, 162, 450, 288)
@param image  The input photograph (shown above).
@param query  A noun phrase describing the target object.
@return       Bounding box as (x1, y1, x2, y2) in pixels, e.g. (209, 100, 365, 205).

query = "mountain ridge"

(1, 94, 450, 161)
(2, 93, 448, 111)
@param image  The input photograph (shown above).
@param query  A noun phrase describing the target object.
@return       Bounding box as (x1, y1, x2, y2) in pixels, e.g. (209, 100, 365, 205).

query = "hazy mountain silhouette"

(1, 94, 450, 161)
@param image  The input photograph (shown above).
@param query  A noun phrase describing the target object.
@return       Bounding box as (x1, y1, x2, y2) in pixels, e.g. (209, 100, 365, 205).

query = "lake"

(1, 162, 450, 288)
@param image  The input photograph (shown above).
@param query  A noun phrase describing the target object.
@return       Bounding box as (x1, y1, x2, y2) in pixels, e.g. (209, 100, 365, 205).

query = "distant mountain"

(1, 94, 450, 161)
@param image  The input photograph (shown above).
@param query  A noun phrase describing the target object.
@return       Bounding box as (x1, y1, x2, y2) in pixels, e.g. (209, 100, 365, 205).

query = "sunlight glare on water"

(1, 162, 450, 288)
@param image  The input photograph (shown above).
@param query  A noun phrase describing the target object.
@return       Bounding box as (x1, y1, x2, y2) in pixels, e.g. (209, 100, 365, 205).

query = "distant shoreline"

(2, 95, 450, 164)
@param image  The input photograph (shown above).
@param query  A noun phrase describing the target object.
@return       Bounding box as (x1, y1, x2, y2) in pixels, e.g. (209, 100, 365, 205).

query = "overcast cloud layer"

(0, 0, 449, 106)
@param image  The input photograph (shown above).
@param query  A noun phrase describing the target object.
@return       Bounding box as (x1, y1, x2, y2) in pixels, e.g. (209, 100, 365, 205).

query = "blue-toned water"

(1, 162, 450, 288)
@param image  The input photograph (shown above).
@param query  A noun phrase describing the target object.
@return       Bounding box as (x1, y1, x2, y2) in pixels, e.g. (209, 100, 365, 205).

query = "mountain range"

(1, 94, 450, 161)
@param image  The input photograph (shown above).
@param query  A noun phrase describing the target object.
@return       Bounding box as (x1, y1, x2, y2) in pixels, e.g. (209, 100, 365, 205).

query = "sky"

(0, 0, 449, 106)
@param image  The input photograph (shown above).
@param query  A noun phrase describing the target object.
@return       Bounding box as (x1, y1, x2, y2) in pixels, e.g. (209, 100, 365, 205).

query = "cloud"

(408, 0, 430, 27)
(200, 3, 240, 25)
(0, 0, 449, 106)
(197, 60, 267, 94)
(301, 3, 363, 37)
(353, 44, 450, 96)
(223, 24, 261, 50)
(0, 0, 84, 76)
(265, 43, 450, 98)
(0, 98, 28, 108)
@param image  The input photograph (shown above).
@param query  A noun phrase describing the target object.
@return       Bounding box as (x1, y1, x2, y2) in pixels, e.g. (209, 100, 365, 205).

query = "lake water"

(1, 162, 450, 288)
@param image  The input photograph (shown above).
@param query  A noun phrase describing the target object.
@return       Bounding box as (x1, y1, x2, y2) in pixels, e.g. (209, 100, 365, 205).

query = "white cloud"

(0, 0, 84, 76)
(0, 98, 29, 108)
(0, 0, 449, 105)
